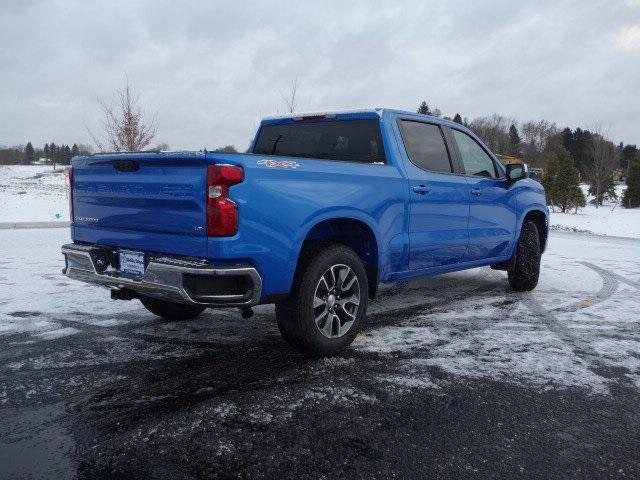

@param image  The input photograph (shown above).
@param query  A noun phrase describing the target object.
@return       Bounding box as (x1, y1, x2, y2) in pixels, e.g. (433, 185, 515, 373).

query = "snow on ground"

(1, 227, 639, 397)
(549, 183, 640, 238)
(358, 232, 640, 395)
(0, 165, 69, 223)
(0, 228, 137, 336)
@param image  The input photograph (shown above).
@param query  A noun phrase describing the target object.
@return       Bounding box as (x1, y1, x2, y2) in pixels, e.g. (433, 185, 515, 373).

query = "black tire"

(140, 296, 206, 321)
(508, 220, 541, 291)
(276, 243, 368, 356)
(275, 302, 304, 350)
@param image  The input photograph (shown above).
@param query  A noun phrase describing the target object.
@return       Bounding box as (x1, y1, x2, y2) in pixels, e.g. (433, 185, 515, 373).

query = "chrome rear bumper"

(61, 243, 262, 307)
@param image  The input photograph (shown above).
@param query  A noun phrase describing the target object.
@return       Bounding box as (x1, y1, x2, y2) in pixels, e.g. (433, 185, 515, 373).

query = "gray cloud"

(1, 0, 639, 150)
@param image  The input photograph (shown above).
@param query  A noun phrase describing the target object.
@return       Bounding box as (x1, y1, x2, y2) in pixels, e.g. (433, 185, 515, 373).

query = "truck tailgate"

(71, 152, 208, 256)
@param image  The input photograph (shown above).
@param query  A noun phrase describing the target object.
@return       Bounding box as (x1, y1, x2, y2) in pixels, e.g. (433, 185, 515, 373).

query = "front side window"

(253, 120, 386, 163)
(452, 129, 498, 178)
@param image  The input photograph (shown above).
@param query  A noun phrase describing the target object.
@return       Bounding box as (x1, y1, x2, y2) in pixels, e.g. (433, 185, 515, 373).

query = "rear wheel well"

(523, 210, 548, 252)
(296, 218, 379, 299)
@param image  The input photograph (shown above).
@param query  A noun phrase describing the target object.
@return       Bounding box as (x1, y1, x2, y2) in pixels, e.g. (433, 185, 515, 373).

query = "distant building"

(613, 168, 624, 183)
(496, 154, 543, 180)
(496, 154, 523, 165)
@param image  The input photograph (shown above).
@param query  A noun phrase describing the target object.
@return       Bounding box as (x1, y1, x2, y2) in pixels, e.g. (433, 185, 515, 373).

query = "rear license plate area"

(118, 250, 146, 276)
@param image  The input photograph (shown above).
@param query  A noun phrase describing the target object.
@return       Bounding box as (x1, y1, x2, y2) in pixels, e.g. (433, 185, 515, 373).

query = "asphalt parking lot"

(1, 229, 640, 479)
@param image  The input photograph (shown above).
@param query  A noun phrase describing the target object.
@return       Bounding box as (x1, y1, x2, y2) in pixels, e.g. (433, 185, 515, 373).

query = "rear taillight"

(65, 166, 74, 222)
(207, 164, 244, 236)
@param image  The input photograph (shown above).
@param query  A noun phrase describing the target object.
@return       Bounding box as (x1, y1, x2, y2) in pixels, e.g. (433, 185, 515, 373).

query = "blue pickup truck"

(62, 109, 548, 355)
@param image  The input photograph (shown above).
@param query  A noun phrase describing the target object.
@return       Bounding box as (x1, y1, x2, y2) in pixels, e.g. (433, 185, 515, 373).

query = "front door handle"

(412, 185, 431, 195)
(471, 187, 482, 196)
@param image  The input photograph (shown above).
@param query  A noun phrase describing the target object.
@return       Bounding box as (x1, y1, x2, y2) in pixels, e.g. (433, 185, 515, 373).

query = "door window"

(399, 121, 452, 174)
(452, 129, 498, 178)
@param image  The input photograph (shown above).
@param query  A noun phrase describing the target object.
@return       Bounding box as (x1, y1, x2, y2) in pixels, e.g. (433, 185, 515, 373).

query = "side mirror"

(506, 163, 528, 183)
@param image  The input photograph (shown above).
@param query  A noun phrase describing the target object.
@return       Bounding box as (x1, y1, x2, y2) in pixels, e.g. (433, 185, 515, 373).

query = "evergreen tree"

(24, 142, 35, 165)
(71, 144, 80, 158)
(621, 144, 637, 176)
(417, 101, 431, 115)
(588, 176, 617, 206)
(60, 145, 71, 165)
(542, 157, 559, 206)
(44, 143, 50, 160)
(542, 151, 585, 213)
(566, 128, 594, 176)
(453, 113, 463, 124)
(569, 184, 587, 213)
(623, 154, 640, 208)
(49, 142, 57, 169)
(561, 127, 573, 154)
(507, 124, 521, 156)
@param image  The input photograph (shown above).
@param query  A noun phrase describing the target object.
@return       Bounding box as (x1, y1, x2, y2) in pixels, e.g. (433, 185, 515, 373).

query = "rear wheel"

(508, 220, 541, 291)
(276, 243, 368, 356)
(140, 296, 206, 320)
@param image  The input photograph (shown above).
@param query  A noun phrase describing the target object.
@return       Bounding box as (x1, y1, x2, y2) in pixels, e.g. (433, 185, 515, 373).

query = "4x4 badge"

(257, 159, 300, 169)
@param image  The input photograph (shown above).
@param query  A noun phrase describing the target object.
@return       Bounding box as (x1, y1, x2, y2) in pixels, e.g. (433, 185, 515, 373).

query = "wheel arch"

(293, 216, 381, 299)
(519, 207, 549, 252)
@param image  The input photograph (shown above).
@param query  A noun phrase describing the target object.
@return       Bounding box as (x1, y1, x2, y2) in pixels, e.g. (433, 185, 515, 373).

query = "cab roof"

(260, 108, 462, 129)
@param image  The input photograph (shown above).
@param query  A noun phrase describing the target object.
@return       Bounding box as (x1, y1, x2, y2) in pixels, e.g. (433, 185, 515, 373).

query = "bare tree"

(587, 130, 619, 209)
(88, 80, 157, 152)
(469, 114, 516, 154)
(521, 120, 558, 167)
(280, 77, 299, 114)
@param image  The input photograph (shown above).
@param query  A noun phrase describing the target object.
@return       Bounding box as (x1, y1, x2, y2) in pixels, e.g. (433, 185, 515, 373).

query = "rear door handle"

(412, 185, 431, 195)
(471, 187, 482, 196)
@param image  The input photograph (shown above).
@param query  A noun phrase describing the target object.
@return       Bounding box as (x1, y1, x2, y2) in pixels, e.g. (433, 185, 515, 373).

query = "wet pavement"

(1, 231, 640, 479)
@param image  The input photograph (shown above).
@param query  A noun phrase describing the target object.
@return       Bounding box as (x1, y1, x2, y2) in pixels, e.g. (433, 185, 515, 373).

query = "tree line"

(417, 100, 640, 209)
(0, 141, 92, 167)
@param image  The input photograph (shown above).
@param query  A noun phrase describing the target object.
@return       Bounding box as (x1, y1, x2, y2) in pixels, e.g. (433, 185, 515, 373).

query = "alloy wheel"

(312, 263, 360, 338)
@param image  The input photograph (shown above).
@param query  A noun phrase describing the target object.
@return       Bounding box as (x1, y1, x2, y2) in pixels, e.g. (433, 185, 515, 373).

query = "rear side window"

(253, 120, 386, 163)
(398, 120, 452, 173)
(452, 129, 498, 178)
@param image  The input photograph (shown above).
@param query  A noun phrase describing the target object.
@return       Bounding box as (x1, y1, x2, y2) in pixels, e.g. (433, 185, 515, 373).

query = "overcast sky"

(1, 0, 639, 151)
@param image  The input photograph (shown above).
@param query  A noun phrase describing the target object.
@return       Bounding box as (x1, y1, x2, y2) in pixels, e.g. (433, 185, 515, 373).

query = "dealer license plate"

(119, 250, 146, 276)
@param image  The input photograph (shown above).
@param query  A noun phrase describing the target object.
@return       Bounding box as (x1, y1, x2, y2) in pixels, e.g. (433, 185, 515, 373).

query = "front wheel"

(140, 296, 206, 321)
(276, 243, 368, 356)
(508, 220, 541, 291)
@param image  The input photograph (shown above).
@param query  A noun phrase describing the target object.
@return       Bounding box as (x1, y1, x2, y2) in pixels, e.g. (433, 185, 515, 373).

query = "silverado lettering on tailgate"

(75, 182, 194, 197)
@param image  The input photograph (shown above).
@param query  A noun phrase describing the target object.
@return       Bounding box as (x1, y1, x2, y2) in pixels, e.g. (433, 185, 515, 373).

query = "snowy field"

(0, 165, 69, 223)
(549, 184, 640, 238)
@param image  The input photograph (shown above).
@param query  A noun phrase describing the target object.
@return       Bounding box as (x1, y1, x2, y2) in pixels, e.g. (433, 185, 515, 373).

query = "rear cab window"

(398, 120, 453, 174)
(253, 119, 386, 164)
